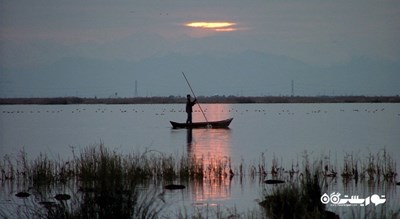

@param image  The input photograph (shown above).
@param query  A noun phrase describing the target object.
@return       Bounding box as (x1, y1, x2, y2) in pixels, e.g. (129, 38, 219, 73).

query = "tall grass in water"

(259, 149, 398, 219)
(73, 145, 187, 218)
(0, 145, 167, 219)
(364, 149, 397, 182)
(260, 173, 328, 218)
(1, 145, 399, 218)
(260, 152, 330, 219)
(73, 145, 135, 218)
(337, 149, 397, 183)
(0, 144, 228, 184)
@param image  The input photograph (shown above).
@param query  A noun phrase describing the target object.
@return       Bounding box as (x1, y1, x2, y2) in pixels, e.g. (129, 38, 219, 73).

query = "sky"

(1, 0, 400, 97)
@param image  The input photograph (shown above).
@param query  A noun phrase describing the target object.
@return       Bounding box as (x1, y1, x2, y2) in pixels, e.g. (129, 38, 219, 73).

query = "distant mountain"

(1, 52, 399, 97)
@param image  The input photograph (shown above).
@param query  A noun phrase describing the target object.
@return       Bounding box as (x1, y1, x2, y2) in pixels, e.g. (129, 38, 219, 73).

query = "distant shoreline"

(1, 95, 399, 105)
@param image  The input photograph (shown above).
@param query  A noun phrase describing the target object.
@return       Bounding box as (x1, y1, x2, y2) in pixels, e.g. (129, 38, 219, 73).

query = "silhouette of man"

(186, 94, 197, 124)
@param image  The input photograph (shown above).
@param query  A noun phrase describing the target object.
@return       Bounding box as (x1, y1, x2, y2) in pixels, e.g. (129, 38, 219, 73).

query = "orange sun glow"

(185, 22, 237, 32)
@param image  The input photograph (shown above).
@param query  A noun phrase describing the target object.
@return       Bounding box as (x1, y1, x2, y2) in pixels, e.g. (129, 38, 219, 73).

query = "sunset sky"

(1, 0, 399, 97)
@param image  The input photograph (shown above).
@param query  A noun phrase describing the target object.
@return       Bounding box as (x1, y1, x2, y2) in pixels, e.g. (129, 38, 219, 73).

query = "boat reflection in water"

(186, 104, 233, 206)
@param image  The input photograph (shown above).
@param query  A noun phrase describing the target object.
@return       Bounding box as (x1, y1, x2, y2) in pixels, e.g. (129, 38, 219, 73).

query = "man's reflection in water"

(186, 128, 193, 154)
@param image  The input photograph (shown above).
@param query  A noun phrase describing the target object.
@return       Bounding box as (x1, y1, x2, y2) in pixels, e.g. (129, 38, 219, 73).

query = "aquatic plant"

(361, 149, 397, 182)
(30, 154, 58, 185)
(0, 154, 15, 181)
(260, 169, 329, 219)
(178, 154, 204, 180)
(382, 149, 397, 181)
(0, 144, 399, 218)
(341, 153, 357, 180)
(259, 151, 343, 219)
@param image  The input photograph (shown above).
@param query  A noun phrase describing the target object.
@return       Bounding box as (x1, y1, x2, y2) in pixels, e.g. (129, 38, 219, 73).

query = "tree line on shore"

(1, 95, 399, 105)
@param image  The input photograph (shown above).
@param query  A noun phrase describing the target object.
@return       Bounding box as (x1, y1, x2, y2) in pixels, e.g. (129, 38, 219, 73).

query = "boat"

(170, 118, 233, 129)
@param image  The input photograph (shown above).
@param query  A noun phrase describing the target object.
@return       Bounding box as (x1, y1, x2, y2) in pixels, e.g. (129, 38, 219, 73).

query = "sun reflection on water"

(187, 104, 234, 203)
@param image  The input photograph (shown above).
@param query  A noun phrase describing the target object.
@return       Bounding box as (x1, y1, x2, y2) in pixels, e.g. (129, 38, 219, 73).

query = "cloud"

(1, 0, 400, 97)
(2, 0, 400, 66)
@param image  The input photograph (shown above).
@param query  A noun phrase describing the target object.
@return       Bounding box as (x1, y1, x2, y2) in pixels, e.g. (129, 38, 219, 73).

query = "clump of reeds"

(0, 149, 75, 185)
(75, 145, 125, 183)
(30, 154, 59, 185)
(361, 149, 397, 182)
(0, 144, 236, 184)
(0, 154, 15, 181)
(1, 146, 398, 189)
(203, 156, 232, 180)
(331, 149, 398, 184)
(260, 168, 328, 219)
(178, 154, 204, 180)
(1, 144, 399, 218)
(59, 145, 166, 219)
(340, 153, 358, 181)
(382, 149, 397, 181)
(259, 151, 342, 219)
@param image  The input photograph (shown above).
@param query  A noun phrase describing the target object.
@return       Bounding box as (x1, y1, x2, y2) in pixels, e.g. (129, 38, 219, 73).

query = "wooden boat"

(170, 118, 233, 129)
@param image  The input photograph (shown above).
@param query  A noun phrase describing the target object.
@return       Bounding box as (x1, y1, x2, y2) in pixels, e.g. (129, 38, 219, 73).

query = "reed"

(30, 154, 58, 185)
(341, 152, 357, 180)
(0, 154, 15, 181)
(260, 169, 328, 218)
(75, 145, 125, 183)
(361, 149, 397, 182)
(178, 154, 204, 180)
(0, 144, 399, 218)
(382, 149, 397, 181)
(259, 152, 339, 219)
(1, 145, 397, 186)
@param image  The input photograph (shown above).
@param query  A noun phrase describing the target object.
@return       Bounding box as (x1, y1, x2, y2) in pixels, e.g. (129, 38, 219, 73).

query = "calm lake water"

(1, 103, 400, 217)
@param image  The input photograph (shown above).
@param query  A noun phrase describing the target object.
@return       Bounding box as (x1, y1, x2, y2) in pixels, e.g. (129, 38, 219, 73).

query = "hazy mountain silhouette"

(1, 51, 399, 97)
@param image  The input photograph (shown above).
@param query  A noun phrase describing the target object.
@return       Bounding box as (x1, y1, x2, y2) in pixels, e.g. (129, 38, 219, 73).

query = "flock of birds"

(1, 108, 144, 114)
(2, 107, 398, 116)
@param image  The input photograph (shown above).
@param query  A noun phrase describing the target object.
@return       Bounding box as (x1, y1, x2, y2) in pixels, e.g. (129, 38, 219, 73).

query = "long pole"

(182, 72, 209, 123)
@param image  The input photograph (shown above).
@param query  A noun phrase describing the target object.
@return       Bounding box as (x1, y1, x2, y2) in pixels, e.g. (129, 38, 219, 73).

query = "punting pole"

(182, 72, 209, 125)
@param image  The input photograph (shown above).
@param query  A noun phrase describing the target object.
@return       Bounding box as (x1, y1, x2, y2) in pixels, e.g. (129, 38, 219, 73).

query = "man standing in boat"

(186, 94, 197, 124)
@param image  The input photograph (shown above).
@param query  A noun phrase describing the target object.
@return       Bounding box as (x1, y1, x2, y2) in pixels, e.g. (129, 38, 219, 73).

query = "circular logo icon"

(330, 193, 341, 204)
(321, 193, 330, 204)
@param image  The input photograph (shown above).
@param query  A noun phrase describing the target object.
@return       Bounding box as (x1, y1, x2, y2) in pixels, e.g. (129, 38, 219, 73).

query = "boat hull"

(170, 118, 233, 129)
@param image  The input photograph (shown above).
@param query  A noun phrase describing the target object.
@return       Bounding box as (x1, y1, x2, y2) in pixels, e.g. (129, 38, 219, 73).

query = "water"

(1, 103, 400, 217)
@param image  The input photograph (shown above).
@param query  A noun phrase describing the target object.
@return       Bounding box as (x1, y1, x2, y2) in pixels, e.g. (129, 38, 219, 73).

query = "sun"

(185, 21, 237, 32)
